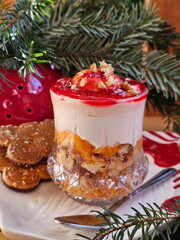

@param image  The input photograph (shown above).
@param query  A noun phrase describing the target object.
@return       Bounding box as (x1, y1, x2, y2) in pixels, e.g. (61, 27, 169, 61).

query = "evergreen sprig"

(0, 0, 11, 12)
(75, 201, 180, 240)
(0, 0, 53, 73)
(0, 0, 179, 130)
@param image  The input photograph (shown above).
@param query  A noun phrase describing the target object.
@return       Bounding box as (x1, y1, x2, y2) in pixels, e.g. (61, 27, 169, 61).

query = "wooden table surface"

(0, 233, 9, 240)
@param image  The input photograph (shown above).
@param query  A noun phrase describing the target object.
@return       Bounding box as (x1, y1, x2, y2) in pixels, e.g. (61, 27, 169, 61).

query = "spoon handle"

(109, 168, 177, 212)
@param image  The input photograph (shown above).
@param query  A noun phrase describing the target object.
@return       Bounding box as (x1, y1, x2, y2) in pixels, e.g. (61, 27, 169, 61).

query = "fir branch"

(0, 71, 15, 94)
(148, 89, 180, 133)
(46, 0, 81, 37)
(93, 216, 178, 240)
(148, 21, 180, 54)
(0, 0, 54, 76)
(46, 2, 162, 43)
(0, 0, 52, 52)
(0, 0, 12, 13)
(75, 201, 180, 240)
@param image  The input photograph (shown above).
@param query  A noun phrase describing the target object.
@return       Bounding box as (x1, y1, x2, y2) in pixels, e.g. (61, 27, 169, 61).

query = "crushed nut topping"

(99, 60, 107, 68)
(114, 89, 123, 94)
(12, 182, 18, 187)
(71, 84, 78, 90)
(106, 76, 116, 87)
(98, 81, 107, 89)
(69, 61, 140, 97)
(90, 63, 97, 72)
(121, 82, 132, 91)
(80, 77, 87, 87)
(22, 180, 26, 185)
(99, 60, 114, 77)
(127, 89, 140, 96)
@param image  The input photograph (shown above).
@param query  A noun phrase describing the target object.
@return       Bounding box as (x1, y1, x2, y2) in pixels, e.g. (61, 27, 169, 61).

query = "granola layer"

(48, 131, 148, 203)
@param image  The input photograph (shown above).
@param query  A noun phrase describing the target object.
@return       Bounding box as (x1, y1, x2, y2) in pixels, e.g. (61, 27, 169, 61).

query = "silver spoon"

(54, 168, 177, 229)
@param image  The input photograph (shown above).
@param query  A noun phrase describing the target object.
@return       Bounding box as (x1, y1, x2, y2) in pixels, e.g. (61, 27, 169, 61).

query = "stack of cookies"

(0, 119, 54, 191)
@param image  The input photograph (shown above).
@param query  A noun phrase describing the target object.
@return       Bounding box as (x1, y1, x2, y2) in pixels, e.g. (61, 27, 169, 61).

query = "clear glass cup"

(48, 78, 148, 205)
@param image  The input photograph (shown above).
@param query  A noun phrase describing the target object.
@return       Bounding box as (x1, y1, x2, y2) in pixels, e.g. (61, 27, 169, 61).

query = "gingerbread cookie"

(0, 119, 54, 191)
(18, 121, 44, 139)
(0, 125, 18, 146)
(35, 164, 52, 180)
(0, 146, 12, 171)
(7, 141, 43, 167)
(18, 119, 54, 139)
(0, 150, 51, 191)
(2, 166, 40, 191)
(0, 119, 54, 167)
(38, 119, 54, 136)
(34, 135, 54, 158)
(0, 146, 7, 158)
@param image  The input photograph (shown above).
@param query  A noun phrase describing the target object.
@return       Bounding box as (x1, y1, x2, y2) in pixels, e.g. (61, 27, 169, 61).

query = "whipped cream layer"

(50, 90, 147, 147)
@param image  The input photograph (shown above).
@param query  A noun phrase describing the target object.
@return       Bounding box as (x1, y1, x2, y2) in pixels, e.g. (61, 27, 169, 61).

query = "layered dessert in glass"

(48, 61, 148, 205)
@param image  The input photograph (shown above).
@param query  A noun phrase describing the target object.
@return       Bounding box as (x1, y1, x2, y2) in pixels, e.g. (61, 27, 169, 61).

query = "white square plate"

(0, 131, 179, 240)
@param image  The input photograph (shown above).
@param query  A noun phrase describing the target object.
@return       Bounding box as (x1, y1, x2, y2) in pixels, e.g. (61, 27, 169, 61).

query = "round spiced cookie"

(18, 121, 40, 138)
(35, 164, 51, 180)
(2, 166, 40, 191)
(0, 146, 7, 157)
(38, 119, 54, 136)
(0, 125, 18, 147)
(18, 119, 54, 139)
(0, 146, 12, 171)
(7, 140, 43, 167)
(33, 135, 54, 157)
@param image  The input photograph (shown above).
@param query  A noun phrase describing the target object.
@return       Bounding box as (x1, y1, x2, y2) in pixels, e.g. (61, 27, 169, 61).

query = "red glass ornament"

(0, 65, 63, 125)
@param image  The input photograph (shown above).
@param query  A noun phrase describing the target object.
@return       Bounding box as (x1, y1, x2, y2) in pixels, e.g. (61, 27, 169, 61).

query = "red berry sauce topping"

(51, 61, 148, 106)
